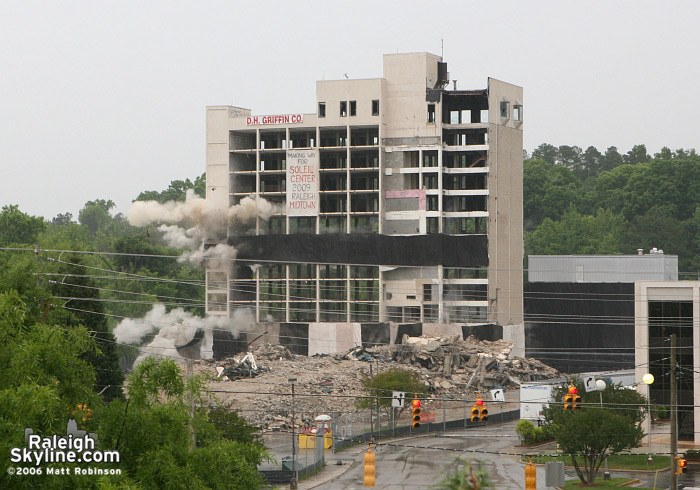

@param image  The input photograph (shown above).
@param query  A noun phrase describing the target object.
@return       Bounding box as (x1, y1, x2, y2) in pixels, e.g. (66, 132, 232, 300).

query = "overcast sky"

(1, 1, 699, 220)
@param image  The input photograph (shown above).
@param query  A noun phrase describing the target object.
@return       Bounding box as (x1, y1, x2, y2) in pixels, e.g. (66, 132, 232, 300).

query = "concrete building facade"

(635, 281, 700, 444)
(205, 52, 523, 332)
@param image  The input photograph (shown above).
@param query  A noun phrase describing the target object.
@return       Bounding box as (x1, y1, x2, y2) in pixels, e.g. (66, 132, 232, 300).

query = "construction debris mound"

(195, 336, 561, 430)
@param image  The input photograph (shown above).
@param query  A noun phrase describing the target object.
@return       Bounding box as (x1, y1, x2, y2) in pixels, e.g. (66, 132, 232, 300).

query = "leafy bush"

(516, 420, 554, 445)
(356, 368, 428, 409)
(654, 405, 670, 420)
(516, 420, 537, 444)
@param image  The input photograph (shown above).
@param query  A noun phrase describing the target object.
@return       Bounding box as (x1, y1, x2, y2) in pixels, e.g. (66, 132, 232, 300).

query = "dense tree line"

(0, 174, 270, 488)
(0, 174, 207, 399)
(524, 144, 700, 275)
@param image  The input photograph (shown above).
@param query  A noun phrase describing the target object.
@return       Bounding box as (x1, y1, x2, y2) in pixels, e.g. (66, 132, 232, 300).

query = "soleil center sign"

(286, 150, 319, 216)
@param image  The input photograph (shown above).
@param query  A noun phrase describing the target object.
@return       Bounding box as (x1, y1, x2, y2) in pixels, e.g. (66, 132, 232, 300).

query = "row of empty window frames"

(258, 216, 379, 235)
(427, 217, 487, 234)
(403, 151, 486, 169)
(254, 264, 376, 280)
(258, 281, 373, 304)
(448, 110, 489, 124)
(385, 305, 485, 323)
(233, 129, 379, 150)
(444, 267, 488, 279)
(407, 175, 486, 193)
(319, 100, 379, 118)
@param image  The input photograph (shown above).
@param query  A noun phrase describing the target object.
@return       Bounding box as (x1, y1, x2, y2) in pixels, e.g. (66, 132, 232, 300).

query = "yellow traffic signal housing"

(411, 399, 421, 429)
(563, 394, 573, 411)
(364, 449, 376, 487)
(525, 460, 536, 489)
(677, 457, 688, 475)
(470, 405, 479, 422)
(572, 393, 581, 410)
(479, 406, 488, 422)
(565, 384, 580, 411)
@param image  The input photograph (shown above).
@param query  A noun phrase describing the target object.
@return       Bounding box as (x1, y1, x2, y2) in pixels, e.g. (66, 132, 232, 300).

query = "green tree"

(97, 358, 269, 489)
(624, 144, 650, 165)
(0, 205, 46, 246)
(357, 368, 428, 410)
(542, 381, 646, 485)
(78, 199, 116, 235)
(531, 143, 558, 165)
(51, 212, 74, 226)
(526, 208, 626, 256)
(600, 146, 624, 173)
(434, 458, 492, 489)
(580, 146, 603, 180)
(557, 145, 583, 172)
(0, 291, 100, 489)
(135, 173, 206, 203)
(45, 254, 124, 401)
(523, 159, 581, 231)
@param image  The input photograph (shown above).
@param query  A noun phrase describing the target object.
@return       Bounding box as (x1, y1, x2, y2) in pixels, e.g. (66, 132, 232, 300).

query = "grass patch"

(522, 453, 670, 471)
(562, 477, 653, 488)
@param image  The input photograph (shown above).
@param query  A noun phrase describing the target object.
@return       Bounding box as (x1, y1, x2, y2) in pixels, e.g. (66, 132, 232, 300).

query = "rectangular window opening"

(318, 102, 326, 118)
(340, 101, 347, 117)
(423, 284, 432, 302)
(500, 100, 510, 119)
(513, 104, 523, 122)
(428, 104, 436, 123)
(350, 100, 357, 116)
(372, 99, 379, 116)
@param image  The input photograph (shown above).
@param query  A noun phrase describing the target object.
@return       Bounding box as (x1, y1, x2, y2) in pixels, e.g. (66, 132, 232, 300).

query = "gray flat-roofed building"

(528, 252, 678, 283)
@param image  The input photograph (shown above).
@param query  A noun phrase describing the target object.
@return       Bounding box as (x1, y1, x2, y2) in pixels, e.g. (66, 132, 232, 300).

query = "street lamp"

(643, 373, 654, 466)
(289, 377, 298, 490)
(596, 379, 611, 481)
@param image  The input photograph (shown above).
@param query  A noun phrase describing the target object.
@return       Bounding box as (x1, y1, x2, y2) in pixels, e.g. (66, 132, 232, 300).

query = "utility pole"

(670, 334, 677, 490)
(289, 377, 298, 490)
(186, 359, 196, 449)
(369, 364, 374, 438)
(375, 359, 380, 438)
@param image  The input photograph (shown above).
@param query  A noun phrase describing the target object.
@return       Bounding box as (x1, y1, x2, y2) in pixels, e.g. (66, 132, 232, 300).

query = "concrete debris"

(251, 343, 293, 361)
(216, 351, 269, 381)
(196, 335, 561, 430)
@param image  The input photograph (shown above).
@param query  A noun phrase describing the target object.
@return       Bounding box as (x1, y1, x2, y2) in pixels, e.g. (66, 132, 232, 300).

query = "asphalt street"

(313, 420, 547, 489)
(308, 422, 700, 489)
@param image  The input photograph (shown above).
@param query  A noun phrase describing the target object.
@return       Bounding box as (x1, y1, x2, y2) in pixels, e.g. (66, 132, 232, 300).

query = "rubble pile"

(195, 337, 561, 430)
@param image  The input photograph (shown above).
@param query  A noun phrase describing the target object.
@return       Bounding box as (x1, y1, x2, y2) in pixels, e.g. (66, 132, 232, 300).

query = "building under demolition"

(204, 52, 523, 354)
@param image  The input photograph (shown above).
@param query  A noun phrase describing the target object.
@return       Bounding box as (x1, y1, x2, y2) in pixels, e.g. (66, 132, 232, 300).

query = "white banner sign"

(286, 150, 319, 216)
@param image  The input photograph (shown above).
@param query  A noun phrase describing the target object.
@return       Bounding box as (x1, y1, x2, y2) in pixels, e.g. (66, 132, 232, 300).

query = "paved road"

(269, 420, 700, 489)
(314, 420, 549, 489)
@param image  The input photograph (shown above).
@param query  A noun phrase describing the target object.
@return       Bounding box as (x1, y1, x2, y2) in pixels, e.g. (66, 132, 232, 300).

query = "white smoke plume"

(115, 304, 258, 364)
(126, 191, 278, 268)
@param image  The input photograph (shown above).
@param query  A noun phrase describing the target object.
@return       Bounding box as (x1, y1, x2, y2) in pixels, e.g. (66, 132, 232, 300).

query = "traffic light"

(364, 445, 376, 487)
(478, 398, 488, 422)
(525, 460, 536, 490)
(564, 384, 580, 410)
(471, 397, 487, 422)
(563, 393, 573, 410)
(471, 403, 479, 422)
(411, 398, 421, 429)
(677, 457, 688, 475)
